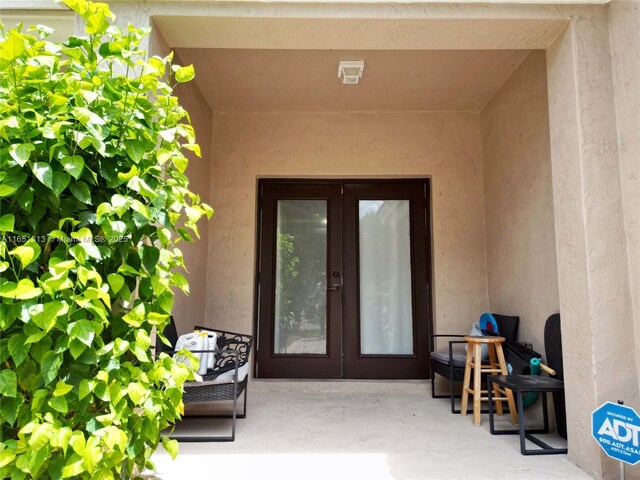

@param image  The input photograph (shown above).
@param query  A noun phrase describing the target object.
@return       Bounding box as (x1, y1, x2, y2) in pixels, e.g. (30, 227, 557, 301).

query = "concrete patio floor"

(149, 381, 591, 480)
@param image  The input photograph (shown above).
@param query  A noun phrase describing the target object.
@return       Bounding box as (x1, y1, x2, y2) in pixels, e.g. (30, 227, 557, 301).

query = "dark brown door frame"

(342, 181, 431, 378)
(254, 178, 433, 379)
(255, 183, 342, 378)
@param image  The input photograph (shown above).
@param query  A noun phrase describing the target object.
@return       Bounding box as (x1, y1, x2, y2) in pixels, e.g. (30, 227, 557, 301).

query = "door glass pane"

(359, 200, 414, 355)
(274, 200, 327, 355)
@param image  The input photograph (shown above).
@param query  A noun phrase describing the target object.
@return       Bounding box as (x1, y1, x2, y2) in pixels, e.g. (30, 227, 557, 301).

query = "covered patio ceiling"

(156, 13, 566, 113)
(173, 48, 531, 112)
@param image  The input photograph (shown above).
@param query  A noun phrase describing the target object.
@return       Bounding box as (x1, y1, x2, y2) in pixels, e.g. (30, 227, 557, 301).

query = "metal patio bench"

(157, 319, 253, 442)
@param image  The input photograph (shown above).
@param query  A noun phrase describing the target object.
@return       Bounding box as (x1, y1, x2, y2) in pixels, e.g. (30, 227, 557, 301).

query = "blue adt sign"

(592, 402, 640, 465)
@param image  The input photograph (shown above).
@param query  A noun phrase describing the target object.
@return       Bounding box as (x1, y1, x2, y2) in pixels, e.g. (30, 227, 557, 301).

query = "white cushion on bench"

(186, 363, 250, 387)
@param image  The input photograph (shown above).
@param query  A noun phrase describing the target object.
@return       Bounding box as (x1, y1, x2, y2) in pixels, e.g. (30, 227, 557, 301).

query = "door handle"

(327, 284, 341, 291)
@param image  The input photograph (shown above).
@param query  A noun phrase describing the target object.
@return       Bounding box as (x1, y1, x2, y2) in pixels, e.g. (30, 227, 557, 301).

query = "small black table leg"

(542, 390, 549, 433)
(517, 392, 526, 455)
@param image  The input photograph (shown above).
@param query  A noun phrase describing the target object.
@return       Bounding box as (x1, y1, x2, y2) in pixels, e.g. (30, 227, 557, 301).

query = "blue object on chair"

(479, 312, 499, 335)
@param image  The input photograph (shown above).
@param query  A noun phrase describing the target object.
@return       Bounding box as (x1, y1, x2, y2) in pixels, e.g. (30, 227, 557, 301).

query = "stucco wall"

(609, 0, 640, 389)
(547, 12, 640, 477)
(481, 50, 559, 354)
(205, 112, 489, 342)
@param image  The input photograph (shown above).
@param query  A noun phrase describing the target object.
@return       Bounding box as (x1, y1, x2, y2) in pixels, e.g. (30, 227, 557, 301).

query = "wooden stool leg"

(495, 343, 518, 425)
(473, 343, 482, 426)
(460, 344, 474, 416)
(488, 344, 503, 416)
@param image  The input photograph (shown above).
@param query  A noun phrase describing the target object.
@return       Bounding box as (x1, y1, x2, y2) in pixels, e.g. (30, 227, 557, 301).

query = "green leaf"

(70, 181, 92, 204)
(113, 339, 129, 356)
(107, 273, 124, 294)
(17, 188, 34, 212)
(0, 214, 15, 232)
(0, 30, 26, 61)
(72, 107, 105, 126)
(0, 449, 16, 469)
(177, 227, 193, 242)
(78, 379, 92, 400)
(125, 140, 146, 163)
(40, 351, 63, 386)
(31, 389, 48, 412)
(174, 64, 195, 83)
(61, 454, 84, 478)
(61, 155, 84, 179)
(68, 432, 85, 455)
(127, 382, 145, 404)
(117, 165, 138, 182)
(82, 242, 102, 260)
(102, 220, 126, 239)
(30, 301, 68, 331)
(67, 320, 95, 346)
(28, 423, 55, 450)
(185, 205, 203, 223)
(51, 427, 73, 454)
(53, 381, 73, 397)
(32, 162, 53, 189)
(82, 436, 101, 473)
(171, 272, 189, 294)
(1, 278, 42, 300)
(141, 245, 160, 272)
(51, 171, 71, 196)
(85, 2, 111, 35)
(0, 395, 23, 426)
(68, 245, 85, 264)
(9, 239, 41, 268)
(0, 172, 27, 197)
(173, 156, 189, 173)
(130, 199, 150, 219)
(122, 302, 144, 328)
(157, 291, 174, 314)
(8, 334, 30, 366)
(9, 143, 35, 166)
(48, 396, 68, 414)
(0, 369, 17, 397)
(69, 338, 87, 359)
(127, 176, 158, 199)
(162, 436, 179, 460)
(135, 329, 151, 350)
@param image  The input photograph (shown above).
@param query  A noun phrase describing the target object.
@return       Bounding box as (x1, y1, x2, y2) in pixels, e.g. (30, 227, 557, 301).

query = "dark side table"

(488, 375, 567, 455)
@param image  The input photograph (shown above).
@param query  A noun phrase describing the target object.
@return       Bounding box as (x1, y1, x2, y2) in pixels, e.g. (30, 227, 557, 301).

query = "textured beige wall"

(481, 50, 559, 354)
(205, 112, 489, 340)
(609, 0, 640, 392)
(547, 13, 640, 478)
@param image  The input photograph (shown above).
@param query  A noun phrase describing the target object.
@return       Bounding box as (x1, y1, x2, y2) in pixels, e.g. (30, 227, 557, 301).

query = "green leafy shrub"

(0, 0, 212, 477)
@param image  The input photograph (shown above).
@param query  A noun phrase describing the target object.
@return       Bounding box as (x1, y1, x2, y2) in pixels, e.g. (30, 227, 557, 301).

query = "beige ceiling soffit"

(155, 17, 568, 50)
(114, 0, 609, 3)
(175, 48, 533, 112)
(0, 0, 70, 9)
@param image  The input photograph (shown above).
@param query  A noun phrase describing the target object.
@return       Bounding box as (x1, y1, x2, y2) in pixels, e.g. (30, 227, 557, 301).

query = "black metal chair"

(430, 314, 519, 413)
(156, 318, 253, 442)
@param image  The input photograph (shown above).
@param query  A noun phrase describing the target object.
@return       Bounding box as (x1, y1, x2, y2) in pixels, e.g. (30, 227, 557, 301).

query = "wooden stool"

(460, 336, 517, 426)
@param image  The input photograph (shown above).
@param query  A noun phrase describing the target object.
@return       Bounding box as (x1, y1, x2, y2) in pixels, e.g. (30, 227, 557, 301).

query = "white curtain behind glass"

(359, 200, 414, 355)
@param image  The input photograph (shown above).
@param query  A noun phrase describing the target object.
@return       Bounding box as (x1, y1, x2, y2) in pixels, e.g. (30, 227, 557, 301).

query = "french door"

(256, 180, 431, 379)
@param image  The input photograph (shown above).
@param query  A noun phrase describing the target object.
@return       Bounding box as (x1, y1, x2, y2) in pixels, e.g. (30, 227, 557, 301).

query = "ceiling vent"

(337, 60, 364, 84)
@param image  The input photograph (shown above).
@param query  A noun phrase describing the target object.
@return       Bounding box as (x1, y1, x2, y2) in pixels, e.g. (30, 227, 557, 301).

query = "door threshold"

(251, 379, 428, 394)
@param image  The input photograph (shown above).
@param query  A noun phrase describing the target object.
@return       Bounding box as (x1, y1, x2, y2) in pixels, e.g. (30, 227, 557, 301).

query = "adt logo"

(592, 402, 640, 465)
